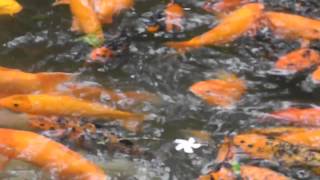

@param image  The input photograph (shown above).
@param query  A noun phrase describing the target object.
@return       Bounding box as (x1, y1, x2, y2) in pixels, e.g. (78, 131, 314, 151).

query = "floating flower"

(174, 137, 202, 153)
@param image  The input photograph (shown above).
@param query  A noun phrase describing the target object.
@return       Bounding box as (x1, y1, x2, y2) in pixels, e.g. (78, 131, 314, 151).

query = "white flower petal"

(174, 139, 187, 144)
(184, 146, 194, 153)
(192, 143, 202, 149)
(175, 144, 184, 151)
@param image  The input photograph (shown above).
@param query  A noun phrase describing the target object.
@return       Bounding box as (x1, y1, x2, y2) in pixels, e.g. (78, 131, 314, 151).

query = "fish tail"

(165, 41, 196, 52)
(37, 72, 77, 91)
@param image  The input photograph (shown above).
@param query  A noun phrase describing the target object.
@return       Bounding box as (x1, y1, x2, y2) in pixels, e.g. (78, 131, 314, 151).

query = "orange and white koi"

(165, 1, 185, 32)
(0, 128, 106, 179)
(274, 48, 320, 73)
(189, 74, 246, 107)
(0, 66, 73, 98)
(0, 94, 145, 121)
(265, 12, 320, 47)
(166, 3, 264, 50)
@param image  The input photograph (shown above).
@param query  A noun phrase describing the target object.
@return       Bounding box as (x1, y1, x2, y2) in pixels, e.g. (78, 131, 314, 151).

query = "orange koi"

(0, 0, 22, 15)
(165, 3, 264, 50)
(189, 74, 246, 107)
(0, 128, 106, 179)
(89, 46, 113, 62)
(203, 0, 250, 14)
(0, 94, 145, 121)
(165, 1, 185, 32)
(69, 0, 104, 39)
(311, 66, 320, 83)
(0, 66, 73, 98)
(265, 12, 320, 47)
(215, 137, 236, 162)
(198, 167, 235, 180)
(233, 133, 320, 167)
(60, 85, 159, 104)
(198, 165, 290, 180)
(250, 127, 320, 149)
(94, 0, 134, 24)
(274, 48, 320, 73)
(271, 107, 320, 126)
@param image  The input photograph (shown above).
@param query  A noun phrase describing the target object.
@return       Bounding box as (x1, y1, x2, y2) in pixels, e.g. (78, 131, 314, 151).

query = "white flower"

(174, 137, 202, 153)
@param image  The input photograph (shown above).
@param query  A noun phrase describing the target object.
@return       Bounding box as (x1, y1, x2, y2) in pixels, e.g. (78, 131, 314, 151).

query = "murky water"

(1, 0, 320, 179)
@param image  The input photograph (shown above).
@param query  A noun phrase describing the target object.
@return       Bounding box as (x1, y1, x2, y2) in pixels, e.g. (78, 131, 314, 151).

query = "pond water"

(1, 0, 320, 179)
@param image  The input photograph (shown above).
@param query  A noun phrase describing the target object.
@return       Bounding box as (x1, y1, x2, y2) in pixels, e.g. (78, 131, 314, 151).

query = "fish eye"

(13, 103, 19, 107)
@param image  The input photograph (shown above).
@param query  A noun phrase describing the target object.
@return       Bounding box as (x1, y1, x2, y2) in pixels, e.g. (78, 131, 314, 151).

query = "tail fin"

(37, 72, 77, 92)
(165, 41, 194, 51)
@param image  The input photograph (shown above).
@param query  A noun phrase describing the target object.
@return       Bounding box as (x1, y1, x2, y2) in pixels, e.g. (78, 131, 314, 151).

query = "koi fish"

(60, 85, 159, 105)
(250, 127, 320, 149)
(0, 0, 22, 15)
(0, 128, 106, 179)
(198, 167, 235, 180)
(274, 48, 320, 73)
(55, 0, 133, 24)
(311, 66, 320, 84)
(270, 107, 320, 126)
(189, 74, 246, 107)
(69, 0, 104, 39)
(198, 165, 290, 180)
(233, 133, 320, 167)
(0, 66, 73, 98)
(203, 0, 250, 14)
(165, 1, 185, 32)
(0, 94, 145, 121)
(89, 47, 113, 62)
(165, 3, 264, 50)
(265, 12, 320, 47)
(215, 137, 236, 162)
(94, 0, 134, 24)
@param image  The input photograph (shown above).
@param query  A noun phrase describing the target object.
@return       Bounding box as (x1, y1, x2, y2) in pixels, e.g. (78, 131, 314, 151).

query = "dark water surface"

(1, 0, 320, 179)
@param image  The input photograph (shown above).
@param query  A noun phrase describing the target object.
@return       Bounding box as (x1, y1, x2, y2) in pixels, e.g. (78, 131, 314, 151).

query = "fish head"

(0, 0, 23, 16)
(0, 95, 31, 112)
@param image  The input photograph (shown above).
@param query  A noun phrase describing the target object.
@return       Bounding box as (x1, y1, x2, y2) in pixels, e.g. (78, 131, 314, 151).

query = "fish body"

(271, 108, 320, 126)
(0, 67, 73, 97)
(189, 75, 246, 107)
(94, 0, 133, 24)
(0, 0, 22, 15)
(274, 48, 320, 73)
(265, 12, 320, 45)
(251, 127, 320, 149)
(69, 0, 104, 39)
(166, 3, 264, 49)
(165, 2, 185, 32)
(0, 94, 145, 121)
(233, 134, 320, 167)
(198, 165, 290, 180)
(0, 128, 106, 179)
